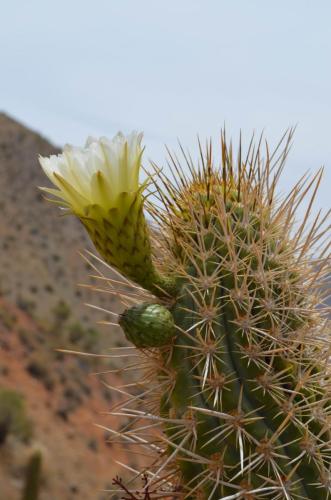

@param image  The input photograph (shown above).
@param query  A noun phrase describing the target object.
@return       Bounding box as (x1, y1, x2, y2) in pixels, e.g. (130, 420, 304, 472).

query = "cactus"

(40, 130, 330, 499)
(22, 450, 42, 500)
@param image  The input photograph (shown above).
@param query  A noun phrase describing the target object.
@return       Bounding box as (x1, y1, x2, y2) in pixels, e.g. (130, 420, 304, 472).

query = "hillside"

(0, 296, 133, 499)
(0, 112, 123, 331)
(0, 114, 136, 499)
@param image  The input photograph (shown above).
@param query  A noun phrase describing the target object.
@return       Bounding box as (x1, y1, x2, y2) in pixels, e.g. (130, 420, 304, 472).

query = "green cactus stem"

(22, 450, 42, 500)
(116, 132, 331, 499)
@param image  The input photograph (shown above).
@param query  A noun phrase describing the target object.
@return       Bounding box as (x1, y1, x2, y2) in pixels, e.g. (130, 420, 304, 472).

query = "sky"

(1, 0, 331, 216)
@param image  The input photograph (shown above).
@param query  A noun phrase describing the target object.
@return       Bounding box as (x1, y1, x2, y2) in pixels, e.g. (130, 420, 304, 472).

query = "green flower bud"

(119, 303, 176, 348)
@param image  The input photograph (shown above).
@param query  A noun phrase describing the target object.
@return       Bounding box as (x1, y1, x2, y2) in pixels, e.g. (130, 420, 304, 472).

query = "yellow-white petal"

(39, 131, 144, 215)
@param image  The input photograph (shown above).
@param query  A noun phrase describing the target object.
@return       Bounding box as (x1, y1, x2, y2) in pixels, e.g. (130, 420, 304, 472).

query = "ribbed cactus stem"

(22, 450, 42, 500)
(116, 134, 331, 499)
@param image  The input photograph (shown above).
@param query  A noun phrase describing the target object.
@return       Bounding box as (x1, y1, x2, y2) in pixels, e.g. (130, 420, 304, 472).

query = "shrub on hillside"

(26, 355, 55, 391)
(0, 306, 17, 329)
(67, 322, 99, 351)
(52, 300, 71, 326)
(0, 388, 33, 445)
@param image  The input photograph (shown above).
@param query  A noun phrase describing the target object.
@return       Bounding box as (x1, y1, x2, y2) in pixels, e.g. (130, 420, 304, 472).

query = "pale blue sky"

(1, 0, 331, 214)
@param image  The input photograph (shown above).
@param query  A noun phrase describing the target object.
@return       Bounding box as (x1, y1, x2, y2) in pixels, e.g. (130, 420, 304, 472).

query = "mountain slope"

(0, 112, 121, 332)
(0, 113, 134, 499)
(0, 296, 130, 500)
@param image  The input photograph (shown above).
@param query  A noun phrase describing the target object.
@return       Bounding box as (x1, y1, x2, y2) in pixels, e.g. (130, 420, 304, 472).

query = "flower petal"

(39, 131, 144, 215)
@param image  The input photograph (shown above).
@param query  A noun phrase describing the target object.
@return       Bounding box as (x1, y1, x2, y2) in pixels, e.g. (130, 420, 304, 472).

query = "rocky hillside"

(0, 114, 137, 499)
(0, 296, 133, 500)
(0, 112, 123, 333)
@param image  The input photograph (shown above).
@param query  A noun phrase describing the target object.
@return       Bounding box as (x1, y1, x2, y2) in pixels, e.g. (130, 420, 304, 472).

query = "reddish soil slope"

(0, 296, 131, 500)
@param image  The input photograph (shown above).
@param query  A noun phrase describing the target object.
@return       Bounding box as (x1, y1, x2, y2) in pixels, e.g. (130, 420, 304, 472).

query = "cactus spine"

(40, 130, 330, 499)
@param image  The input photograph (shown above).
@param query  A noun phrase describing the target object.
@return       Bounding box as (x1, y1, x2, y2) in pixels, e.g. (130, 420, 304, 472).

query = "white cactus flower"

(39, 129, 174, 295)
(39, 131, 144, 215)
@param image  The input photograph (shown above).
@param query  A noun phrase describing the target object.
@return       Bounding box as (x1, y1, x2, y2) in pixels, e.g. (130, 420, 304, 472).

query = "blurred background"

(0, 1, 330, 499)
